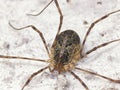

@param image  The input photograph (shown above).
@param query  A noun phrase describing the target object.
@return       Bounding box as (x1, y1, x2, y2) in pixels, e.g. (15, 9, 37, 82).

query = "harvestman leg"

(70, 66, 120, 90)
(77, 10, 120, 89)
(80, 10, 120, 57)
(54, 0, 63, 35)
(82, 39, 120, 58)
(9, 22, 50, 56)
(0, 55, 45, 62)
(21, 66, 49, 90)
(70, 71, 89, 90)
(50, 0, 63, 48)
(27, 0, 54, 16)
(75, 67, 120, 83)
(27, 0, 63, 47)
(47, 0, 64, 48)
(0, 23, 49, 62)
(0, 22, 47, 62)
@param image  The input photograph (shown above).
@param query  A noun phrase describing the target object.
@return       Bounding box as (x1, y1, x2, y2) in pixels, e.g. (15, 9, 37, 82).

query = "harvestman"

(0, 0, 120, 90)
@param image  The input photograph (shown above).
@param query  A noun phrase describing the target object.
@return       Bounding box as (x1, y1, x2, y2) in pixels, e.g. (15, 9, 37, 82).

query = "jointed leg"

(54, 0, 63, 36)
(27, 0, 63, 35)
(69, 71, 89, 90)
(80, 10, 120, 56)
(0, 55, 46, 62)
(27, 0, 54, 16)
(21, 66, 48, 90)
(9, 22, 50, 56)
(82, 39, 120, 58)
(75, 67, 120, 83)
(26, 0, 63, 47)
(52, 0, 63, 47)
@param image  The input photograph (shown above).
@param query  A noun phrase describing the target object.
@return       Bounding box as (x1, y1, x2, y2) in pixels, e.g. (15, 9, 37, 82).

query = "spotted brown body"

(49, 30, 81, 73)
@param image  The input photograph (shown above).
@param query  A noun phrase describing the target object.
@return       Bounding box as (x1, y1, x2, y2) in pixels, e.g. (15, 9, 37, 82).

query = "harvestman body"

(0, 0, 120, 90)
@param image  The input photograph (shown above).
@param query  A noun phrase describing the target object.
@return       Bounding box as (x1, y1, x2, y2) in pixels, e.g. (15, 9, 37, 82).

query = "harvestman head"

(0, 0, 120, 90)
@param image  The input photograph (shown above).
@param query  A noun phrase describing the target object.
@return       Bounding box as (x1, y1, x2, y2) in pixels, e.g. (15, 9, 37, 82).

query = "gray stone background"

(0, 0, 120, 90)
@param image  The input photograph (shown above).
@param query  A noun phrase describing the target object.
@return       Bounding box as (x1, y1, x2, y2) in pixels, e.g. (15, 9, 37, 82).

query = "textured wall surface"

(0, 0, 120, 90)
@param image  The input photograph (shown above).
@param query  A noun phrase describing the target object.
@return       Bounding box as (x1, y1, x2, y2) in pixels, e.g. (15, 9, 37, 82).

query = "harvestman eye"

(0, 0, 120, 90)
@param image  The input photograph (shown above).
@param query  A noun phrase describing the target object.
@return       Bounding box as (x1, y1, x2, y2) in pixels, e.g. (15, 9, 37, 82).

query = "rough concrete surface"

(0, 0, 120, 90)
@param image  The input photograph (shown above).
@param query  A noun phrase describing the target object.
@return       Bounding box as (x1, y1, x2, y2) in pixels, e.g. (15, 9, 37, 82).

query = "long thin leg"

(27, 0, 63, 36)
(54, 0, 63, 35)
(0, 55, 46, 62)
(9, 22, 50, 56)
(75, 67, 120, 83)
(69, 71, 89, 90)
(52, 0, 63, 47)
(27, 0, 54, 16)
(21, 66, 48, 90)
(80, 10, 120, 56)
(27, 0, 63, 47)
(82, 39, 120, 58)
